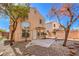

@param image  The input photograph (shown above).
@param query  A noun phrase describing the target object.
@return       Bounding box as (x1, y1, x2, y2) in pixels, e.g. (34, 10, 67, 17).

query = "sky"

(0, 16, 9, 32)
(0, 3, 79, 32)
(31, 3, 52, 22)
(31, 3, 79, 30)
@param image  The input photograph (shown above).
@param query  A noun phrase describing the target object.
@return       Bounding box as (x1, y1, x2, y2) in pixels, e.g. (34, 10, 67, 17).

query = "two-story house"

(46, 21, 60, 38)
(9, 8, 46, 42)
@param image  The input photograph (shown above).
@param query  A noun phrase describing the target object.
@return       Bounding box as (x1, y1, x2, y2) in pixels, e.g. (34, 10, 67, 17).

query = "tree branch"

(68, 15, 79, 27)
(56, 14, 66, 30)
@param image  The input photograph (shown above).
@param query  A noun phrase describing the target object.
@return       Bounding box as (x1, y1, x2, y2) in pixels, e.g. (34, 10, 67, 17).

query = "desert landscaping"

(0, 38, 79, 56)
(0, 3, 79, 56)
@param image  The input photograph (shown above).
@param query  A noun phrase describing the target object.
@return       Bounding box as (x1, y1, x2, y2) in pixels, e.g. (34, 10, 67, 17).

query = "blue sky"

(31, 3, 53, 22)
(0, 16, 9, 32)
(31, 3, 79, 30)
(0, 3, 79, 32)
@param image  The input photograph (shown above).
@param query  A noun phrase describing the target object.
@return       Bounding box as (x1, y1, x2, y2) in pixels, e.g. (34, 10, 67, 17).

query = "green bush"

(0, 36, 3, 41)
(0, 29, 6, 32)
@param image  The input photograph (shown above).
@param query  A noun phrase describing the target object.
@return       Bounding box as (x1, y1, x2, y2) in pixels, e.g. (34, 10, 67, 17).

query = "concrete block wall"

(48, 30, 79, 40)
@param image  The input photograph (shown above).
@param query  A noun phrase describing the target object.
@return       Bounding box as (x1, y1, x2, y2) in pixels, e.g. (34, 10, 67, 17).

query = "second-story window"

(34, 10, 36, 14)
(54, 24, 56, 27)
(40, 19, 42, 24)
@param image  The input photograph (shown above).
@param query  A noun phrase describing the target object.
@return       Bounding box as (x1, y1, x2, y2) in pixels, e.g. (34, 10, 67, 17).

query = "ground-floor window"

(22, 29, 30, 38)
(37, 32, 47, 39)
(21, 21, 30, 39)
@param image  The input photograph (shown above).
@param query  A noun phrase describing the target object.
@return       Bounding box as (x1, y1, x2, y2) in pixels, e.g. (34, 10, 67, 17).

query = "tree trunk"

(63, 28, 70, 46)
(10, 22, 18, 46)
(10, 29, 16, 45)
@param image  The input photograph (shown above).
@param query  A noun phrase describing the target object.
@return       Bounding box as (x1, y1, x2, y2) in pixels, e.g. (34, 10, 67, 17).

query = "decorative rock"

(74, 42, 79, 45)
(31, 55, 35, 56)
(68, 46, 74, 49)
(69, 53, 75, 56)
(15, 48, 22, 55)
(69, 49, 76, 55)
(0, 52, 4, 56)
(25, 52, 32, 56)
(74, 45, 79, 48)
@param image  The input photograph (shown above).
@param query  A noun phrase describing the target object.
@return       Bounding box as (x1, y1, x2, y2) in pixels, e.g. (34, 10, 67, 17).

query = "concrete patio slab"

(26, 39, 55, 48)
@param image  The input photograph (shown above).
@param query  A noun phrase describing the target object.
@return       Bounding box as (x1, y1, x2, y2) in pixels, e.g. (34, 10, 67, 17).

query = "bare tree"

(48, 4, 79, 46)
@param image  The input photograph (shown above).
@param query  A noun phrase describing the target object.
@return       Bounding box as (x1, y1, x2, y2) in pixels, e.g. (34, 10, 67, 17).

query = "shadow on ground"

(4, 39, 79, 56)
(10, 41, 31, 56)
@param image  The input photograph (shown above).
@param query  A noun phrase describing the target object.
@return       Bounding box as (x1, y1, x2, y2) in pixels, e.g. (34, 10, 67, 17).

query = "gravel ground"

(0, 39, 79, 56)
(0, 39, 15, 56)
(25, 39, 79, 56)
(26, 45, 70, 56)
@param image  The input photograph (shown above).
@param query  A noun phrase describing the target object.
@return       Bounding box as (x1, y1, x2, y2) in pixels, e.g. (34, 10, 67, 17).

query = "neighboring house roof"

(46, 21, 61, 30)
(46, 21, 59, 24)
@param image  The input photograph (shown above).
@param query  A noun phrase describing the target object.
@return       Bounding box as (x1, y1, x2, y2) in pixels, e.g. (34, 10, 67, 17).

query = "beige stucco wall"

(47, 30, 79, 40)
(46, 22, 79, 40)
(28, 8, 46, 30)
(9, 18, 24, 42)
(46, 22, 60, 32)
(9, 8, 46, 42)
(24, 8, 46, 40)
(14, 19, 23, 41)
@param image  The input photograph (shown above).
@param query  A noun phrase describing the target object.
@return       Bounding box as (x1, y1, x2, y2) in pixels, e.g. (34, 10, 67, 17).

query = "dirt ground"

(0, 39, 79, 56)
